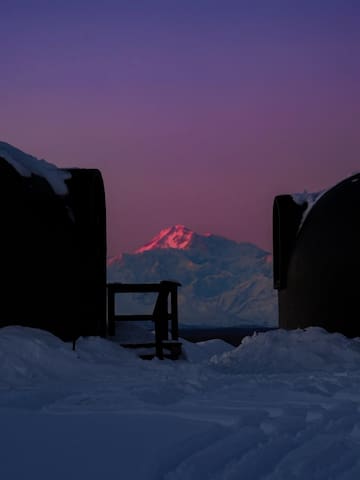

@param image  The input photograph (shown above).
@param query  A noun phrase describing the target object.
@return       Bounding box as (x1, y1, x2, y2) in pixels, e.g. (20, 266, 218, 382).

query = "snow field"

(1, 326, 360, 479)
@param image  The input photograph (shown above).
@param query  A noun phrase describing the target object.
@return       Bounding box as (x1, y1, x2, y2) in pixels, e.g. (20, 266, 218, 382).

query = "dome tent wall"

(274, 174, 360, 338)
(273, 195, 307, 290)
(66, 168, 107, 339)
(0, 150, 106, 342)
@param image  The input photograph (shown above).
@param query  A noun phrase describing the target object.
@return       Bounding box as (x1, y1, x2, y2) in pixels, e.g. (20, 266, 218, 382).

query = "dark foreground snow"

(1, 326, 360, 479)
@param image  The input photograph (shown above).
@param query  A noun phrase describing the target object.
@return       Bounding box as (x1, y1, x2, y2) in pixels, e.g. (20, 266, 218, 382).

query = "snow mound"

(182, 338, 234, 363)
(0, 326, 135, 387)
(0, 141, 71, 195)
(0, 326, 75, 385)
(210, 327, 360, 374)
(75, 335, 137, 366)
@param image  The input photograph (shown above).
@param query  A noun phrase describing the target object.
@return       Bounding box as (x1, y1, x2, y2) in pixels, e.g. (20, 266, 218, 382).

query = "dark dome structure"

(273, 174, 360, 338)
(0, 143, 106, 342)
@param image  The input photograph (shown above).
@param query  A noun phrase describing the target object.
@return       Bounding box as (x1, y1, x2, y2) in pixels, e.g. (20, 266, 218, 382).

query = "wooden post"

(154, 312, 163, 360)
(153, 287, 167, 359)
(171, 285, 179, 340)
(159, 289, 169, 342)
(107, 286, 116, 336)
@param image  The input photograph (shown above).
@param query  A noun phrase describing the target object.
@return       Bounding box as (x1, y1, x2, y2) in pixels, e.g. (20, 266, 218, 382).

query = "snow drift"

(210, 327, 360, 374)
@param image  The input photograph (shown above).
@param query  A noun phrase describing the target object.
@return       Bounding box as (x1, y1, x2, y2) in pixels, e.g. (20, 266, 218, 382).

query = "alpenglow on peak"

(134, 225, 197, 253)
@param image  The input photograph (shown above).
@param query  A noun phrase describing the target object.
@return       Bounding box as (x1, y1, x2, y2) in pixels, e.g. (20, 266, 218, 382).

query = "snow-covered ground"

(1, 326, 360, 479)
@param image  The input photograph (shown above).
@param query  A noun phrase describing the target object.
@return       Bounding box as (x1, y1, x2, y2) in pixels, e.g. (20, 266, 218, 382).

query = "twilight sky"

(1, 0, 359, 256)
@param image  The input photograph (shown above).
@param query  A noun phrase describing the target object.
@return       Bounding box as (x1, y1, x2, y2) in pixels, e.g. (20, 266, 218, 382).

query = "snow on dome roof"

(0, 141, 71, 196)
(292, 173, 360, 232)
(292, 189, 325, 230)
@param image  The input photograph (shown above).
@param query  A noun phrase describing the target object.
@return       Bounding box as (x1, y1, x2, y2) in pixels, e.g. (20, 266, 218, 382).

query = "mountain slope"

(108, 226, 277, 327)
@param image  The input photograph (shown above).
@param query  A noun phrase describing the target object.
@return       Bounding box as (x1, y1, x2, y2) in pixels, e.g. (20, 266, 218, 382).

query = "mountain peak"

(108, 226, 276, 327)
(134, 225, 195, 253)
(133, 225, 267, 260)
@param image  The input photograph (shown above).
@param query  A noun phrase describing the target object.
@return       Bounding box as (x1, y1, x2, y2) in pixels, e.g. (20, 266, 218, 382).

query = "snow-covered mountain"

(108, 225, 277, 327)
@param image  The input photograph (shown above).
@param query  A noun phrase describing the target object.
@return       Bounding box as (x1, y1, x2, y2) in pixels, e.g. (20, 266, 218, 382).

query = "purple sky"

(1, 0, 359, 255)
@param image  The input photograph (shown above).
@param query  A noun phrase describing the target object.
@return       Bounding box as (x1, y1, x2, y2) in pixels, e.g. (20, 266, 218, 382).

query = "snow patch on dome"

(292, 189, 326, 230)
(0, 141, 71, 196)
(292, 173, 360, 232)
